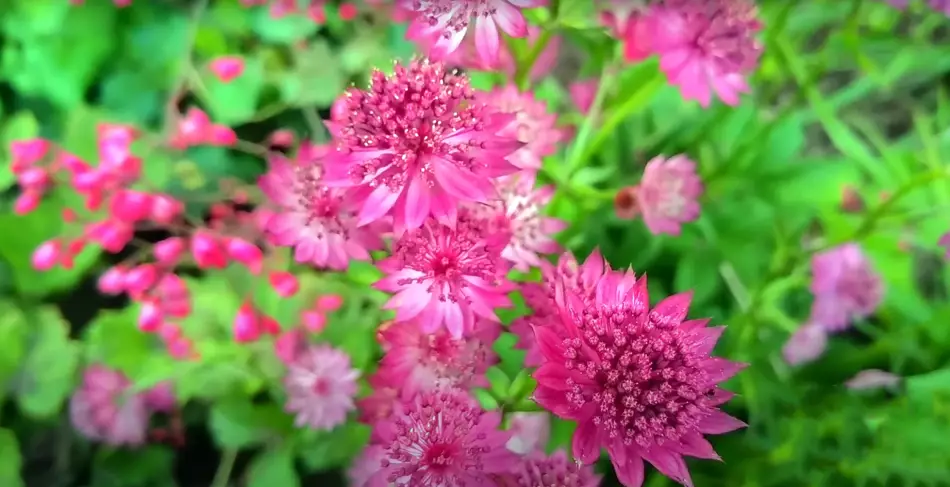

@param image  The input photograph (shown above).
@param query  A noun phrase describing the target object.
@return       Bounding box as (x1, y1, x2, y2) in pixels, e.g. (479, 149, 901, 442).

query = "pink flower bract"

(482, 85, 564, 172)
(531, 251, 745, 487)
(505, 450, 602, 487)
(369, 388, 518, 486)
(283, 344, 360, 430)
(323, 59, 522, 234)
(808, 243, 884, 332)
(505, 412, 551, 454)
(636, 154, 703, 236)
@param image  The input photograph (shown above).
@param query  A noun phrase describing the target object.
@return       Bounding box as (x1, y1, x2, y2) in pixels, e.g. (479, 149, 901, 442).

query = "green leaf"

(209, 399, 294, 449)
(246, 446, 300, 487)
(558, 0, 598, 29)
(0, 303, 28, 400)
(1, 0, 70, 39)
(906, 368, 950, 407)
(486, 366, 512, 400)
(203, 56, 264, 125)
(0, 111, 40, 191)
(0, 429, 24, 487)
(90, 447, 175, 487)
(673, 245, 722, 306)
(83, 308, 155, 375)
(295, 422, 370, 472)
(281, 40, 346, 107)
(13, 307, 80, 419)
(251, 8, 319, 44)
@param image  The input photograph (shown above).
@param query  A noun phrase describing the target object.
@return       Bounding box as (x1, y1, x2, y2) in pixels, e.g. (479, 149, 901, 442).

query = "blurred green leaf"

(246, 446, 299, 487)
(906, 368, 950, 406)
(0, 111, 39, 191)
(0, 303, 28, 401)
(13, 307, 79, 419)
(281, 40, 346, 107)
(83, 308, 155, 376)
(209, 398, 294, 449)
(673, 245, 722, 306)
(251, 8, 318, 44)
(90, 447, 175, 487)
(557, 0, 597, 29)
(203, 56, 264, 125)
(0, 429, 24, 487)
(296, 422, 371, 472)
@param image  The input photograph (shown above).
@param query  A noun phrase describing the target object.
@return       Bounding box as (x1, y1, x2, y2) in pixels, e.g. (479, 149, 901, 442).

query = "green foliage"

(0, 429, 24, 487)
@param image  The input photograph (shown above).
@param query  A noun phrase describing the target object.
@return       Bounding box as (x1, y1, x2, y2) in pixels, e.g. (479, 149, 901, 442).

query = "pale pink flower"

(443, 25, 560, 81)
(208, 56, 245, 83)
(845, 369, 902, 391)
(376, 318, 500, 399)
(505, 450, 602, 487)
(283, 344, 360, 430)
(647, 0, 763, 107)
(369, 388, 518, 486)
(69, 365, 168, 446)
(401, 0, 546, 67)
(781, 323, 828, 366)
(259, 148, 386, 270)
(349, 445, 388, 487)
(505, 412, 550, 454)
(375, 217, 513, 338)
(532, 251, 745, 487)
(482, 84, 563, 172)
(322, 59, 521, 233)
(636, 154, 703, 236)
(809, 243, 884, 331)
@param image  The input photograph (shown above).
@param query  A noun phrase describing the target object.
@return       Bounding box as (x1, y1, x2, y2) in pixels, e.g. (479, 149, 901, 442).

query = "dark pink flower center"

(312, 377, 330, 395)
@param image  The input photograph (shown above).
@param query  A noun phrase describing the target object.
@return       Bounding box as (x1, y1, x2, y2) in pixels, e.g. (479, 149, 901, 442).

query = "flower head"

(377, 318, 500, 399)
(845, 369, 902, 391)
(531, 251, 745, 487)
(648, 0, 763, 107)
(481, 85, 564, 172)
(503, 450, 602, 487)
(505, 412, 551, 455)
(402, 0, 545, 67)
(635, 155, 703, 236)
(375, 217, 513, 338)
(809, 243, 883, 331)
(781, 322, 828, 366)
(259, 147, 386, 270)
(69, 365, 166, 446)
(349, 445, 388, 487)
(323, 59, 521, 233)
(370, 388, 518, 486)
(283, 344, 360, 430)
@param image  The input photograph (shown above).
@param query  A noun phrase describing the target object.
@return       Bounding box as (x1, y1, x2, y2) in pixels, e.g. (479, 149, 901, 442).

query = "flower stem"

(515, 30, 552, 90)
(211, 449, 238, 487)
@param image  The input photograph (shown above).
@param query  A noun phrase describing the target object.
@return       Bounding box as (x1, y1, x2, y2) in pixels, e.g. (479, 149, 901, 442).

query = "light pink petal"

(697, 410, 746, 435)
(357, 184, 401, 226)
(491, 2, 528, 37)
(475, 15, 501, 67)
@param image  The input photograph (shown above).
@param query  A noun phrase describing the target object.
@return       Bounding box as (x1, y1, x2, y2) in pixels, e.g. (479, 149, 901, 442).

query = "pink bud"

(308, 3, 326, 23)
(260, 315, 281, 335)
(124, 264, 159, 296)
(208, 56, 245, 83)
(149, 194, 183, 224)
(31, 240, 60, 270)
(72, 169, 103, 193)
(166, 336, 194, 360)
(233, 302, 261, 343)
(86, 220, 134, 253)
(14, 191, 42, 215)
(109, 190, 153, 222)
(225, 238, 263, 274)
(9, 139, 50, 171)
(339, 2, 358, 20)
(154, 237, 186, 266)
(98, 266, 127, 294)
(316, 294, 343, 312)
(274, 330, 304, 365)
(143, 383, 176, 412)
(268, 271, 299, 298)
(158, 322, 182, 342)
(17, 167, 51, 190)
(569, 79, 599, 115)
(268, 129, 295, 147)
(301, 310, 326, 333)
(59, 153, 88, 174)
(207, 125, 237, 146)
(138, 301, 163, 332)
(191, 231, 227, 269)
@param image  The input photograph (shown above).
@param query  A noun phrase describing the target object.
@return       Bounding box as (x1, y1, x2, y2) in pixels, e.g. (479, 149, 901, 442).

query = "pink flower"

(531, 251, 746, 487)
(845, 369, 902, 391)
(647, 0, 763, 107)
(781, 323, 828, 366)
(939, 231, 950, 258)
(443, 25, 560, 81)
(375, 217, 513, 338)
(401, 0, 544, 67)
(482, 84, 563, 172)
(601, 0, 652, 62)
(376, 318, 500, 399)
(505, 450, 602, 487)
(283, 344, 360, 430)
(809, 243, 883, 331)
(357, 372, 401, 427)
(259, 150, 385, 270)
(349, 445, 387, 487)
(368, 388, 518, 486)
(32, 240, 61, 270)
(208, 56, 245, 83)
(69, 365, 168, 446)
(635, 154, 703, 236)
(570, 79, 599, 114)
(505, 412, 550, 454)
(322, 59, 521, 233)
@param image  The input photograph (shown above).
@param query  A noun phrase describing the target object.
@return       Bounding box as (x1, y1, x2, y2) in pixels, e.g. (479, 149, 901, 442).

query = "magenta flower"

(601, 0, 652, 62)
(259, 148, 386, 270)
(505, 412, 550, 454)
(376, 318, 500, 399)
(401, 0, 545, 67)
(357, 372, 402, 428)
(809, 243, 883, 331)
(369, 388, 518, 486)
(635, 154, 704, 236)
(69, 365, 167, 446)
(647, 0, 763, 107)
(531, 251, 745, 487)
(505, 450, 602, 487)
(481, 85, 564, 172)
(375, 217, 513, 338)
(208, 56, 245, 83)
(781, 322, 828, 366)
(283, 344, 360, 430)
(322, 59, 522, 234)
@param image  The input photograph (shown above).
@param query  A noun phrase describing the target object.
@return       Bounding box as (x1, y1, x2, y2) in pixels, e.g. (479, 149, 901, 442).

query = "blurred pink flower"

(376, 318, 500, 399)
(845, 369, 902, 391)
(781, 323, 827, 366)
(481, 85, 564, 172)
(375, 217, 513, 338)
(444, 25, 560, 80)
(600, 0, 652, 62)
(69, 365, 168, 446)
(809, 243, 883, 331)
(531, 251, 745, 487)
(208, 56, 245, 83)
(348, 445, 387, 487)
(357, 372, 401, 430)
(283, 344, 360, 430)
(505, 412, 550, 454)
(636, 154, 704, 236)
(401, 0, 545, 67)
(939, 231, 950, 258)
(322, 60, 521, 233)
(259, 148, 386, 270)
(369, 388, 518, 486)
(570, 79, 599, 114)
(647, 0, 763, 107)
(506, 450, 602, 487)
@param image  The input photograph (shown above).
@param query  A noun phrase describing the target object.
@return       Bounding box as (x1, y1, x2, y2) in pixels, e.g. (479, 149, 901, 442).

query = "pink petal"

(475, 15, 501, 67)
(533, 363, 573, 390)
(357, 184, 400, 226)
(571, 420, 601, 464)
(491, 1, 528, 37)
(612, 455, 646, 487)
(696, 410, 746, 435)
(642, 448, 693, 487)
(403, 175, 431, 230)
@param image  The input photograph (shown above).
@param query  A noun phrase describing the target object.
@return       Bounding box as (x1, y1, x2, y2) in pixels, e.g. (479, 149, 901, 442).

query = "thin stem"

(515, 29, 552, 90)
(211, 449, 238, 487)
(565, 60, 617, 177)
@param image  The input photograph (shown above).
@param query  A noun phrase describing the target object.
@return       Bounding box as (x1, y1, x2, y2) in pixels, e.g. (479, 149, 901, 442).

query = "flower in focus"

(808, 243, 883, 332)
(69, 365, 167, 446)
(647, 0, 763, 107)
(375, 217, 512, 338)
(208, 56, 245, 83)
(323, 59, 521, 233)
(369, 388, 517, 486)
(504, 450, 602, 487)
(781, 322, 828, 366)
(283, 344, 360, 430)
(532, 251, 745, 487)
(845, 369, 902, 391)
(259, 148, 386, 270)
(482, 85, 564, 172)
(635, 155, 703, 236)
(506, 412, 550, 454)
(377, 318, 500, 399)
(401, 0, 545, 67)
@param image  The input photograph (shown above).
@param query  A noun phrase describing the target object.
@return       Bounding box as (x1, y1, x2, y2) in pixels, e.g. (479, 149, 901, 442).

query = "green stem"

(515, 29, 552, 90)
(211, 449, 238, 487)
(564, 62, 617, 177)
